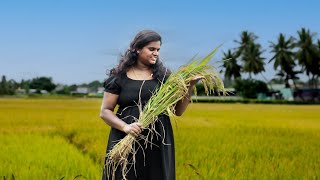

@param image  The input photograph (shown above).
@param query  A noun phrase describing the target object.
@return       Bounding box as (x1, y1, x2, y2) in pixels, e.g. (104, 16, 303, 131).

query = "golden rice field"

(0, 98, 319, 179)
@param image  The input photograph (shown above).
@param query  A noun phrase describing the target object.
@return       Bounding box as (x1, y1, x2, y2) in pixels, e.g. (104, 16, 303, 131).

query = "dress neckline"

(125, 72, 154, 81)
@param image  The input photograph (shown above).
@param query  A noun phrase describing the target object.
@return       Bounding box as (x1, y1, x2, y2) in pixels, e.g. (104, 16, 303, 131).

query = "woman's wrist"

(120, 122, 128, 132)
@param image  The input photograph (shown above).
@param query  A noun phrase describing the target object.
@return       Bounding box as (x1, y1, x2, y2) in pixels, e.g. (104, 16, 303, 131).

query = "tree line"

(222, 27, 320, 89)
(0, 75, 104, 95)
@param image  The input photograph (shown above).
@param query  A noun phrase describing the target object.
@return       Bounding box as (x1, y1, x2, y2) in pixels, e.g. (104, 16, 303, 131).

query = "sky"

(0, 0, 319, 85)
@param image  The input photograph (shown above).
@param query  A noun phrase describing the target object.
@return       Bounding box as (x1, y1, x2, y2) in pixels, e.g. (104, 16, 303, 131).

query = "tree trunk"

(312, 74, 316, 89)
(260, 73, 273, 90)
(311, 74, 316, 102)
(285, 76, 290, 88)
(293, 80, 297, 90)
(308, 75, 312, 88)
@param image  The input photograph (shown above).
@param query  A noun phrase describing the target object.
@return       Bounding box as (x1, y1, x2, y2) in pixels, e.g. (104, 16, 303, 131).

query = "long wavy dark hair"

(109, 30, 171, 81)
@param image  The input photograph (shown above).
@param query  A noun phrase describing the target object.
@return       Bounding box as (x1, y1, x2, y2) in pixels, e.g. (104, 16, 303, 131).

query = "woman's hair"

(109, 30, 171, 80)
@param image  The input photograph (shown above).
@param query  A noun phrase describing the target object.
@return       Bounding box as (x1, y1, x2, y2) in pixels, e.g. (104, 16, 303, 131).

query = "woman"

(100, 30, 201, 180)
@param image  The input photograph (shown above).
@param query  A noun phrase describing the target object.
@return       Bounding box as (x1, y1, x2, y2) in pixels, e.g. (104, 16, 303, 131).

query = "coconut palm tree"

(269, 33, 298, 87)
(234, 31, 257, 58)
(275, 69, 301, 88)
(234, 31, 265, 79)
(296, 28, 319, 88)
(242, 42, 265, 79)
(316, 39, 320, 87)
(221, 49, 242, 80)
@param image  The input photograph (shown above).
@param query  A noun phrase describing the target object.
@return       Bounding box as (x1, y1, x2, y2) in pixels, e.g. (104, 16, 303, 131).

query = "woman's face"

(136, 41, 161, 66)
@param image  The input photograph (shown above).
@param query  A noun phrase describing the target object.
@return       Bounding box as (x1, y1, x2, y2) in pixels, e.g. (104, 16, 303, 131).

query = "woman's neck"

(129, 62, 153, 80)
(134, 61, 151, 71)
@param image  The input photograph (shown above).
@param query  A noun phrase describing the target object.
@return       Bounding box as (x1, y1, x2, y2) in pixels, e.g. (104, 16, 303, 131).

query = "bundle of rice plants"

(105, 47, 226, 179)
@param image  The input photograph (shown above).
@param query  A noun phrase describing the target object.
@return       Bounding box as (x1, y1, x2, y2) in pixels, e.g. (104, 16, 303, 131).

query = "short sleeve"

(104, 75, 121, 95)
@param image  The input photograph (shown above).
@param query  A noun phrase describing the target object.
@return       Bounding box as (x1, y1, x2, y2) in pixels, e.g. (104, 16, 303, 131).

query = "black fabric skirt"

(102, 107, 175, 180)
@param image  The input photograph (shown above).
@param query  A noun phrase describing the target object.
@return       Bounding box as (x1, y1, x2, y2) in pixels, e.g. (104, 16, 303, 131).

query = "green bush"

(234, 79, 268, 99)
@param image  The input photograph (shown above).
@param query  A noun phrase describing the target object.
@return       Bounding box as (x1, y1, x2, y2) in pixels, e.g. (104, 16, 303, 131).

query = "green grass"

(0, 99, 320, 179)
(0, 134, 100, 180)
(175, 104, 320, 179)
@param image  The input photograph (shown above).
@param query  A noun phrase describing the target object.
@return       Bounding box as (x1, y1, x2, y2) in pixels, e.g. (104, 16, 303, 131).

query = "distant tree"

(269, 33, 299, 87)
(221, 49, 241, 80)
(317, 39, 320, 87)
(274, 70, 300, 89)
(296, 28, 320, 88)
(234, 31, 258, 58)
(56, 86, 71, 94)
(235, 31, 265, 79)
(88, 80, 103, 92)
(242, 42, 265, 79)
(0, 75, 8, 95)
(234, 79, 268, 99)
(69, 84, 78, 92)
(0, 76, 18, 95)
(79, 83, 88, 87)
(29, 77, 56, 93)
(20, 79, 30, 94)
(7, 79, 17, 95)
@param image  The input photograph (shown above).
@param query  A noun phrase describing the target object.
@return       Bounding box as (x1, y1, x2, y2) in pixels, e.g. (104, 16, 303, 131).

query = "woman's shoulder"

(104, 74, 120, 83)
(104, 73, 125, 94)
(107, 72, 127, 81)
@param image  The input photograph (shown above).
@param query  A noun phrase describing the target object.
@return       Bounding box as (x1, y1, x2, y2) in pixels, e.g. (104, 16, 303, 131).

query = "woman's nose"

(153, 51, 159, 56)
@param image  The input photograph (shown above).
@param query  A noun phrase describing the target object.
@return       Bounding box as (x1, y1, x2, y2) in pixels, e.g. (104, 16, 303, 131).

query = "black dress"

(102, 73, 175, 180)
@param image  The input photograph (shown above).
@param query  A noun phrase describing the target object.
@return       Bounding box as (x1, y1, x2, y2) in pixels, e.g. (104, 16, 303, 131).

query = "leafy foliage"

(234, 79, 268, 99)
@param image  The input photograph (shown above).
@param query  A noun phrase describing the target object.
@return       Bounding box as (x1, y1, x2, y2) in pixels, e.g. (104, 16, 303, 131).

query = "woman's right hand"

(122, 122, 143, 137)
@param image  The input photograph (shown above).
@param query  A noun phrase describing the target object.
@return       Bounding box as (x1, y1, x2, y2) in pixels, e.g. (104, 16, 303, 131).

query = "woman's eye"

(149, 48, 160, 52)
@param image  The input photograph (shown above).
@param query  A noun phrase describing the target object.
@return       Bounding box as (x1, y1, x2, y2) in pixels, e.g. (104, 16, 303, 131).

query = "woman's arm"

(100, 92, 142, 136)
(174, 76, 204, 116)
